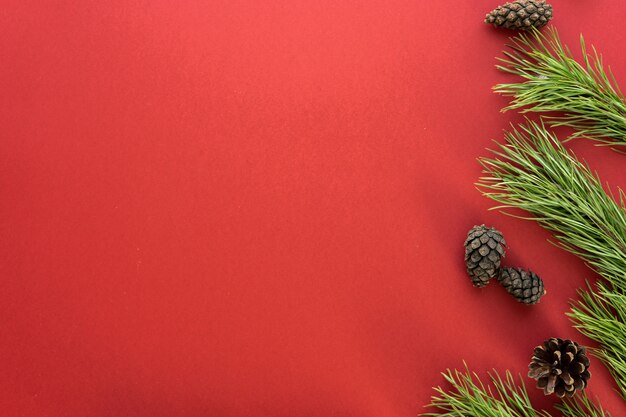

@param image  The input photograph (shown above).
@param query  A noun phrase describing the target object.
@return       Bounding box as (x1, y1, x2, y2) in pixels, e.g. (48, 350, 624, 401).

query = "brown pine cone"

(464, 225, 506, 288)
(497, 267, 545, 304)
(529, 338, 591, 397)
(485, 0, 553, 31)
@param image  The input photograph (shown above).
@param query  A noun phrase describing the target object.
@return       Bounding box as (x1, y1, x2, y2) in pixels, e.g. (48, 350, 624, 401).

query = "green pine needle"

(494, 27, 626, 148)
(425, 365, 611, 417)
(557, 393, 612, 417)
(424, 365, 550, 417)
(477, 119, 626, 399)
(569, 282, 626, 398)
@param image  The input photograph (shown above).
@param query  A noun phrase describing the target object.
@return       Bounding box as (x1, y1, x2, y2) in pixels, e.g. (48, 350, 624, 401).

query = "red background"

(1, 1, 626, 416)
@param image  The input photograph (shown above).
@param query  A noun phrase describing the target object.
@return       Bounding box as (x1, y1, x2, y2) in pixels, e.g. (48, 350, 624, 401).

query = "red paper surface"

(1, 1, 626, 416)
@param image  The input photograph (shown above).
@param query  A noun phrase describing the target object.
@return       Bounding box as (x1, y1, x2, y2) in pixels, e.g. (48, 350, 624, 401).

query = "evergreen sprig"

(569, 281, 626, 398)
(476, 120, 626, 399)
(494, 27, 626, 148)
(425, 366, 608, 417)
(557, 392, 611, 417)
(424, 366, 550, 417)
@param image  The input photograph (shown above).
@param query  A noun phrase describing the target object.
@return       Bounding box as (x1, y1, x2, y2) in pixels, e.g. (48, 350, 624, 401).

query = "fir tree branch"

(477, 120, 626, 399)
(494, 27, 626, 148)
(424, 365, 551, 417)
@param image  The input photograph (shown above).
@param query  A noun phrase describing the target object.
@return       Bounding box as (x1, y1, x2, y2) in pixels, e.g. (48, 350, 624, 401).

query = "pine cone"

(497, 267, 545, 304)
(464, 225, 506, 288)
(529, 338, 591, 397)
(485, 0, 553, 30)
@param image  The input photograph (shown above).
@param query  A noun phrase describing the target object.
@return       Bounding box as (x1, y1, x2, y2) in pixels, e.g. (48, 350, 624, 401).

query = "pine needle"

(424, 365, 551, 417)
(557, 393, 612, 417)
(494, 27, 626, 148)
(477, 120, 626, 399)
(424, 365, 611, 417)
(568, 282, 626, 399)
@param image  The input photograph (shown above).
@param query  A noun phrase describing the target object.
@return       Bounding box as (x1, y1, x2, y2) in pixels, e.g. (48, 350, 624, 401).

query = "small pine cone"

(529, 338, 591, 397)
(497, 267, 545, 304)
(464, 225, 506, 288)
(485, 0, 553, 31)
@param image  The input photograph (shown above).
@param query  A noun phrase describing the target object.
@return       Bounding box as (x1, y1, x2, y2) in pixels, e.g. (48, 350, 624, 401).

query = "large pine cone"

(529, 338, 591, 397)
(497, 267, 545, 304)
(464, 225, 506, 288)
(485, 0, 553, 30)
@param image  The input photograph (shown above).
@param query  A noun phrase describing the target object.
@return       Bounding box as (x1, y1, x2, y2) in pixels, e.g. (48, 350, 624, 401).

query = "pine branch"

(569, 282, 626, 397)
(425, 365, 612, 417)
(477, 120, 626, 288)
(557, 393, 612, 417)
(424, 365, 551, 417)
(494, 27, 626, 148)
(477, 120, 626, 399)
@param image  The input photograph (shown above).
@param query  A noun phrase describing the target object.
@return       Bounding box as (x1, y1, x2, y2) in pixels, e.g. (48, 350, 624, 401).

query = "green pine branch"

(569, 281, 626, 398)
(424, 366, 550, 417)
(424, 366, 609, 417)
(476, 120, 626, 399)
(494, 27, 626, 148)
(557, 391, 612, 417)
